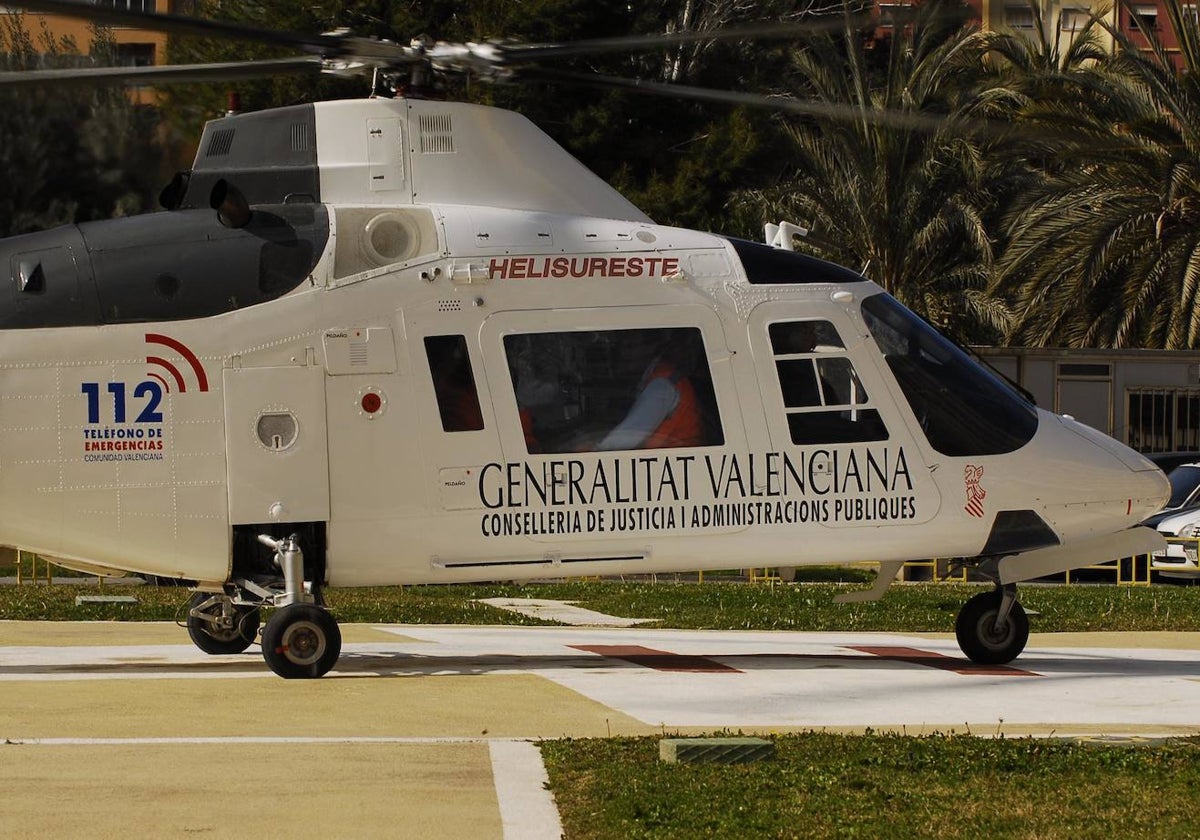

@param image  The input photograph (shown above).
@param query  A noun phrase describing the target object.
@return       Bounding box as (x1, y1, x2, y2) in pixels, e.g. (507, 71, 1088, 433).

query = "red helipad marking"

(569, 644, 1037, 676)
(570, 645, 742, 673)
(848, 646, 1039, 677)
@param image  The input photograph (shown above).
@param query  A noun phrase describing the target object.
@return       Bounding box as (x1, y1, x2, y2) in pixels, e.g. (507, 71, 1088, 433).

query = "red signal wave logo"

(145, 333, 209, 394)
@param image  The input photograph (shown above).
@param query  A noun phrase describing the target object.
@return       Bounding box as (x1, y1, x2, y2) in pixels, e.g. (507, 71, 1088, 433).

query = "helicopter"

(0, 1, 1169, 678)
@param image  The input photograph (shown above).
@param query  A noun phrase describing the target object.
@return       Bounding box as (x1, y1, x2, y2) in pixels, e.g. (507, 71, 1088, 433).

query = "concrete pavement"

(1, 620, 1198, 838)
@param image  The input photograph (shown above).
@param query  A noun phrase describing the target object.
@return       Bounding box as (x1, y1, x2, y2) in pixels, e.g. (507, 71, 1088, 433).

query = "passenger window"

(425, 335, 484, 432)
(504, 327, 724, 453)
(769, 319, 888, 445)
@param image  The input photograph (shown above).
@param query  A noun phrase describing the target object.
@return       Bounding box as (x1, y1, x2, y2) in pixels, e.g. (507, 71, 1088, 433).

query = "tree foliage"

(0, 15, 164, 237)
(735, 0, 1009, 341)
(7, 0, 1200, 348)
(993, 0, 1200, 348)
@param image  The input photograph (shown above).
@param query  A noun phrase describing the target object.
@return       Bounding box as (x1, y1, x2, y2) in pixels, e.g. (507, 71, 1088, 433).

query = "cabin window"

(503, 327, 723, 453)
(425, 335, 484, 432)
(861, 293, 1038, 456)
(768, 320, 889, 445)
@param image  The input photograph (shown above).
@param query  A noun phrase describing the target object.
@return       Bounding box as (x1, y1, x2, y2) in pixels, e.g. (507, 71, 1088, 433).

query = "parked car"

(1143, 462, 1200, 527)
(1150, 504, 1200, 580)
(1149, 451, 1200, 474)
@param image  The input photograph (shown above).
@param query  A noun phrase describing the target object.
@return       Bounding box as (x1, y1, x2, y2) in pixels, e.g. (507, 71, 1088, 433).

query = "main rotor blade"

(0, 56, 324, 87)
(497, 19, 864, 63)
(524, 68, 956, 133)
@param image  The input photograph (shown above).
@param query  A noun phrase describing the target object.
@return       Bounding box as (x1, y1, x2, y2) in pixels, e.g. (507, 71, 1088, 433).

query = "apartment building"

(2, 0, 169, 68)
(877, 0, 1193, 63)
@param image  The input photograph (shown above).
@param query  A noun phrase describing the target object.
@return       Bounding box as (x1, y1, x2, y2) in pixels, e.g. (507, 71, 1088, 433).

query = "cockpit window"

(861, 293, 1037, 456)
(768, 319, 888, 445)
(727, 239, 870, 285)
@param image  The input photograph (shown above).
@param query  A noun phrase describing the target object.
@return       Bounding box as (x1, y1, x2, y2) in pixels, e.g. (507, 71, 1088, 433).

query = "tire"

(260, 603, 342, 679)
(186, 593, 260, 655)
(955, 590, 1029, 665)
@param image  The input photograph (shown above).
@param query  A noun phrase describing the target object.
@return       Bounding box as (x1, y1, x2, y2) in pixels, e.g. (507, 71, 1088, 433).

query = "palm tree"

(737, 0, 1005, 343)
(978, 0, 1111, 84)
(995, 0, 1200, 348)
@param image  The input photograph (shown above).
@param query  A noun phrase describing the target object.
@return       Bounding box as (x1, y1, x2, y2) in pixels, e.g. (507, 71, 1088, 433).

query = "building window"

(425, 335, 484, 433)
(768, 320, 888, 446)
(1005, 5, 1037, 29)
(93, 0, 158, 11)
(1130, 4, 1159, 29)
(1060, 7, 1092, 29)
(1058, 362, 1111, 378)
(116, 43, 155, 67)
(504, 327, 722, 453)
(1128, 388, 1200, 453)
(877, 3, 917, 27)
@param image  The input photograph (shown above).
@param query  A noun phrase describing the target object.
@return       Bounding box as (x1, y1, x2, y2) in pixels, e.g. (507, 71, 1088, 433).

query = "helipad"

(1, 622, 1198, 838)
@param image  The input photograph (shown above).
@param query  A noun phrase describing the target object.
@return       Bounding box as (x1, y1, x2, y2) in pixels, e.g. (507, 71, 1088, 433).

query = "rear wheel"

(186, 593, 260, 655)
(955, 590, 1029, 665)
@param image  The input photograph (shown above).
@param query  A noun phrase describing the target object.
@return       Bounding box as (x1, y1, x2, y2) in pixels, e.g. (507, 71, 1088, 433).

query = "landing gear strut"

(254, 533, 341, 679)
(955, 584, 1029, 665)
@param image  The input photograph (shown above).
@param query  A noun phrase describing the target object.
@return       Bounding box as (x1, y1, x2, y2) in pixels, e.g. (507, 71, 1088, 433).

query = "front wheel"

(955, 590, 1029, 665)
(261, 603, 342, 679)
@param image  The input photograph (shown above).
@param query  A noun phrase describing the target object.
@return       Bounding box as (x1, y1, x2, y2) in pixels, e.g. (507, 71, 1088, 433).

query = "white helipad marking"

(489, 740, 564, 840)
(2, 626, 1198, 732)
(478, 598, 656, 627)
(384, 626, 1200, 730)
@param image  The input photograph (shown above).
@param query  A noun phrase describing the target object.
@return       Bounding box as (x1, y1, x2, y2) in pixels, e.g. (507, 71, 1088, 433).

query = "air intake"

(206, 129, 235, 157)
(290, 122, 311, 152)
(418, 114, 455, 154)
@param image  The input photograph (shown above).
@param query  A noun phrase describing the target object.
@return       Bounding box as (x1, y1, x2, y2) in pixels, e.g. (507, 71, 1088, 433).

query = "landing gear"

(955, 585, 1029, 665)
(261, 603, 342, 679)
(252, 533, 341, 678)
(188, 531, 341, 677)
(186, 592, 260, 655)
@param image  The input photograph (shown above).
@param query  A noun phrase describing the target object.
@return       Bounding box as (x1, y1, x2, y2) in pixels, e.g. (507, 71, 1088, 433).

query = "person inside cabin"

(594, 332, 706, 451)
(508, 337, 575, 453)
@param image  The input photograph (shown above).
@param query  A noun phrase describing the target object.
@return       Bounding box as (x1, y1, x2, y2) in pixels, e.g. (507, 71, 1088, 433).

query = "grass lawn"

(541, 732, 1200, 839)
(1, 578, 1199, 632)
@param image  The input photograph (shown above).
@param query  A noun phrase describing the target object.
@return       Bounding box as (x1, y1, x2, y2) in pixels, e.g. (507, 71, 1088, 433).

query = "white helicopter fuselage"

(0, 98, 1167, 596)
(0, 251, 1166, 583)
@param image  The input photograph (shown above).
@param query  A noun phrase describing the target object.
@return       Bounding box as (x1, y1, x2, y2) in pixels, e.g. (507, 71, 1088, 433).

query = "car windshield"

(1166, 465, 1200, 508)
